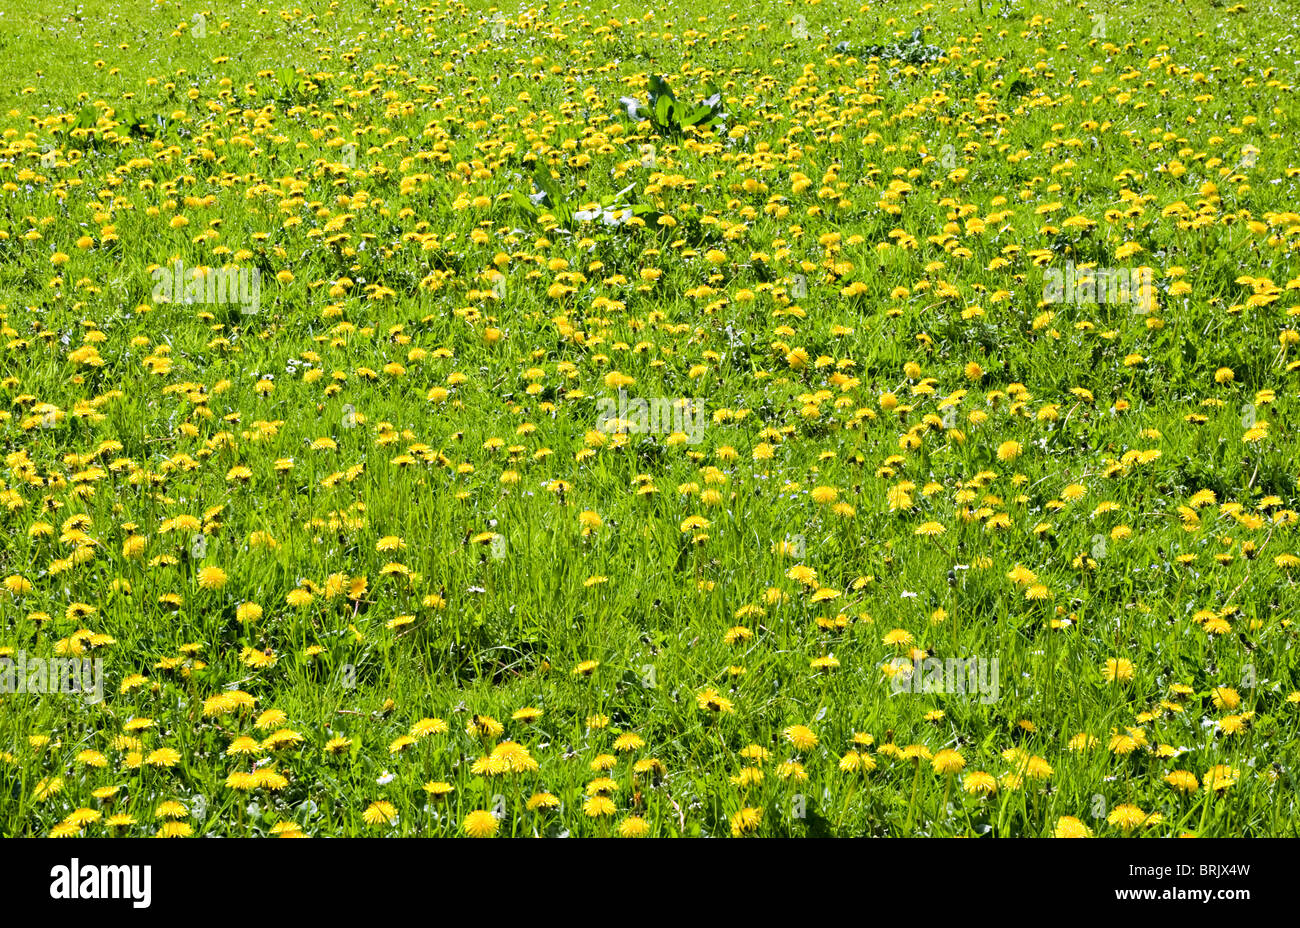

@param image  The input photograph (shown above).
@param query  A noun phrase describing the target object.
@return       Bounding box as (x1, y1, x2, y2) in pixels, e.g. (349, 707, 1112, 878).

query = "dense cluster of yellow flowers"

(1, 0, 1297, 836)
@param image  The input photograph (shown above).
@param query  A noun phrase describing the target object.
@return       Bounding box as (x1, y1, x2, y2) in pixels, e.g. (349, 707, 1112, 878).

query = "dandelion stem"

(904, 758, 922, 833)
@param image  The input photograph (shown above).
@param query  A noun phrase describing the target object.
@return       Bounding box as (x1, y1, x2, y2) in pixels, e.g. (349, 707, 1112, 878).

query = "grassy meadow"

(0, 0, 1298, 837)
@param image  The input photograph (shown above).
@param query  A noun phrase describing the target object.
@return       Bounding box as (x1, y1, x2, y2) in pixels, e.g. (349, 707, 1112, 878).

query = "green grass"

(0, 0, 1297, 838)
